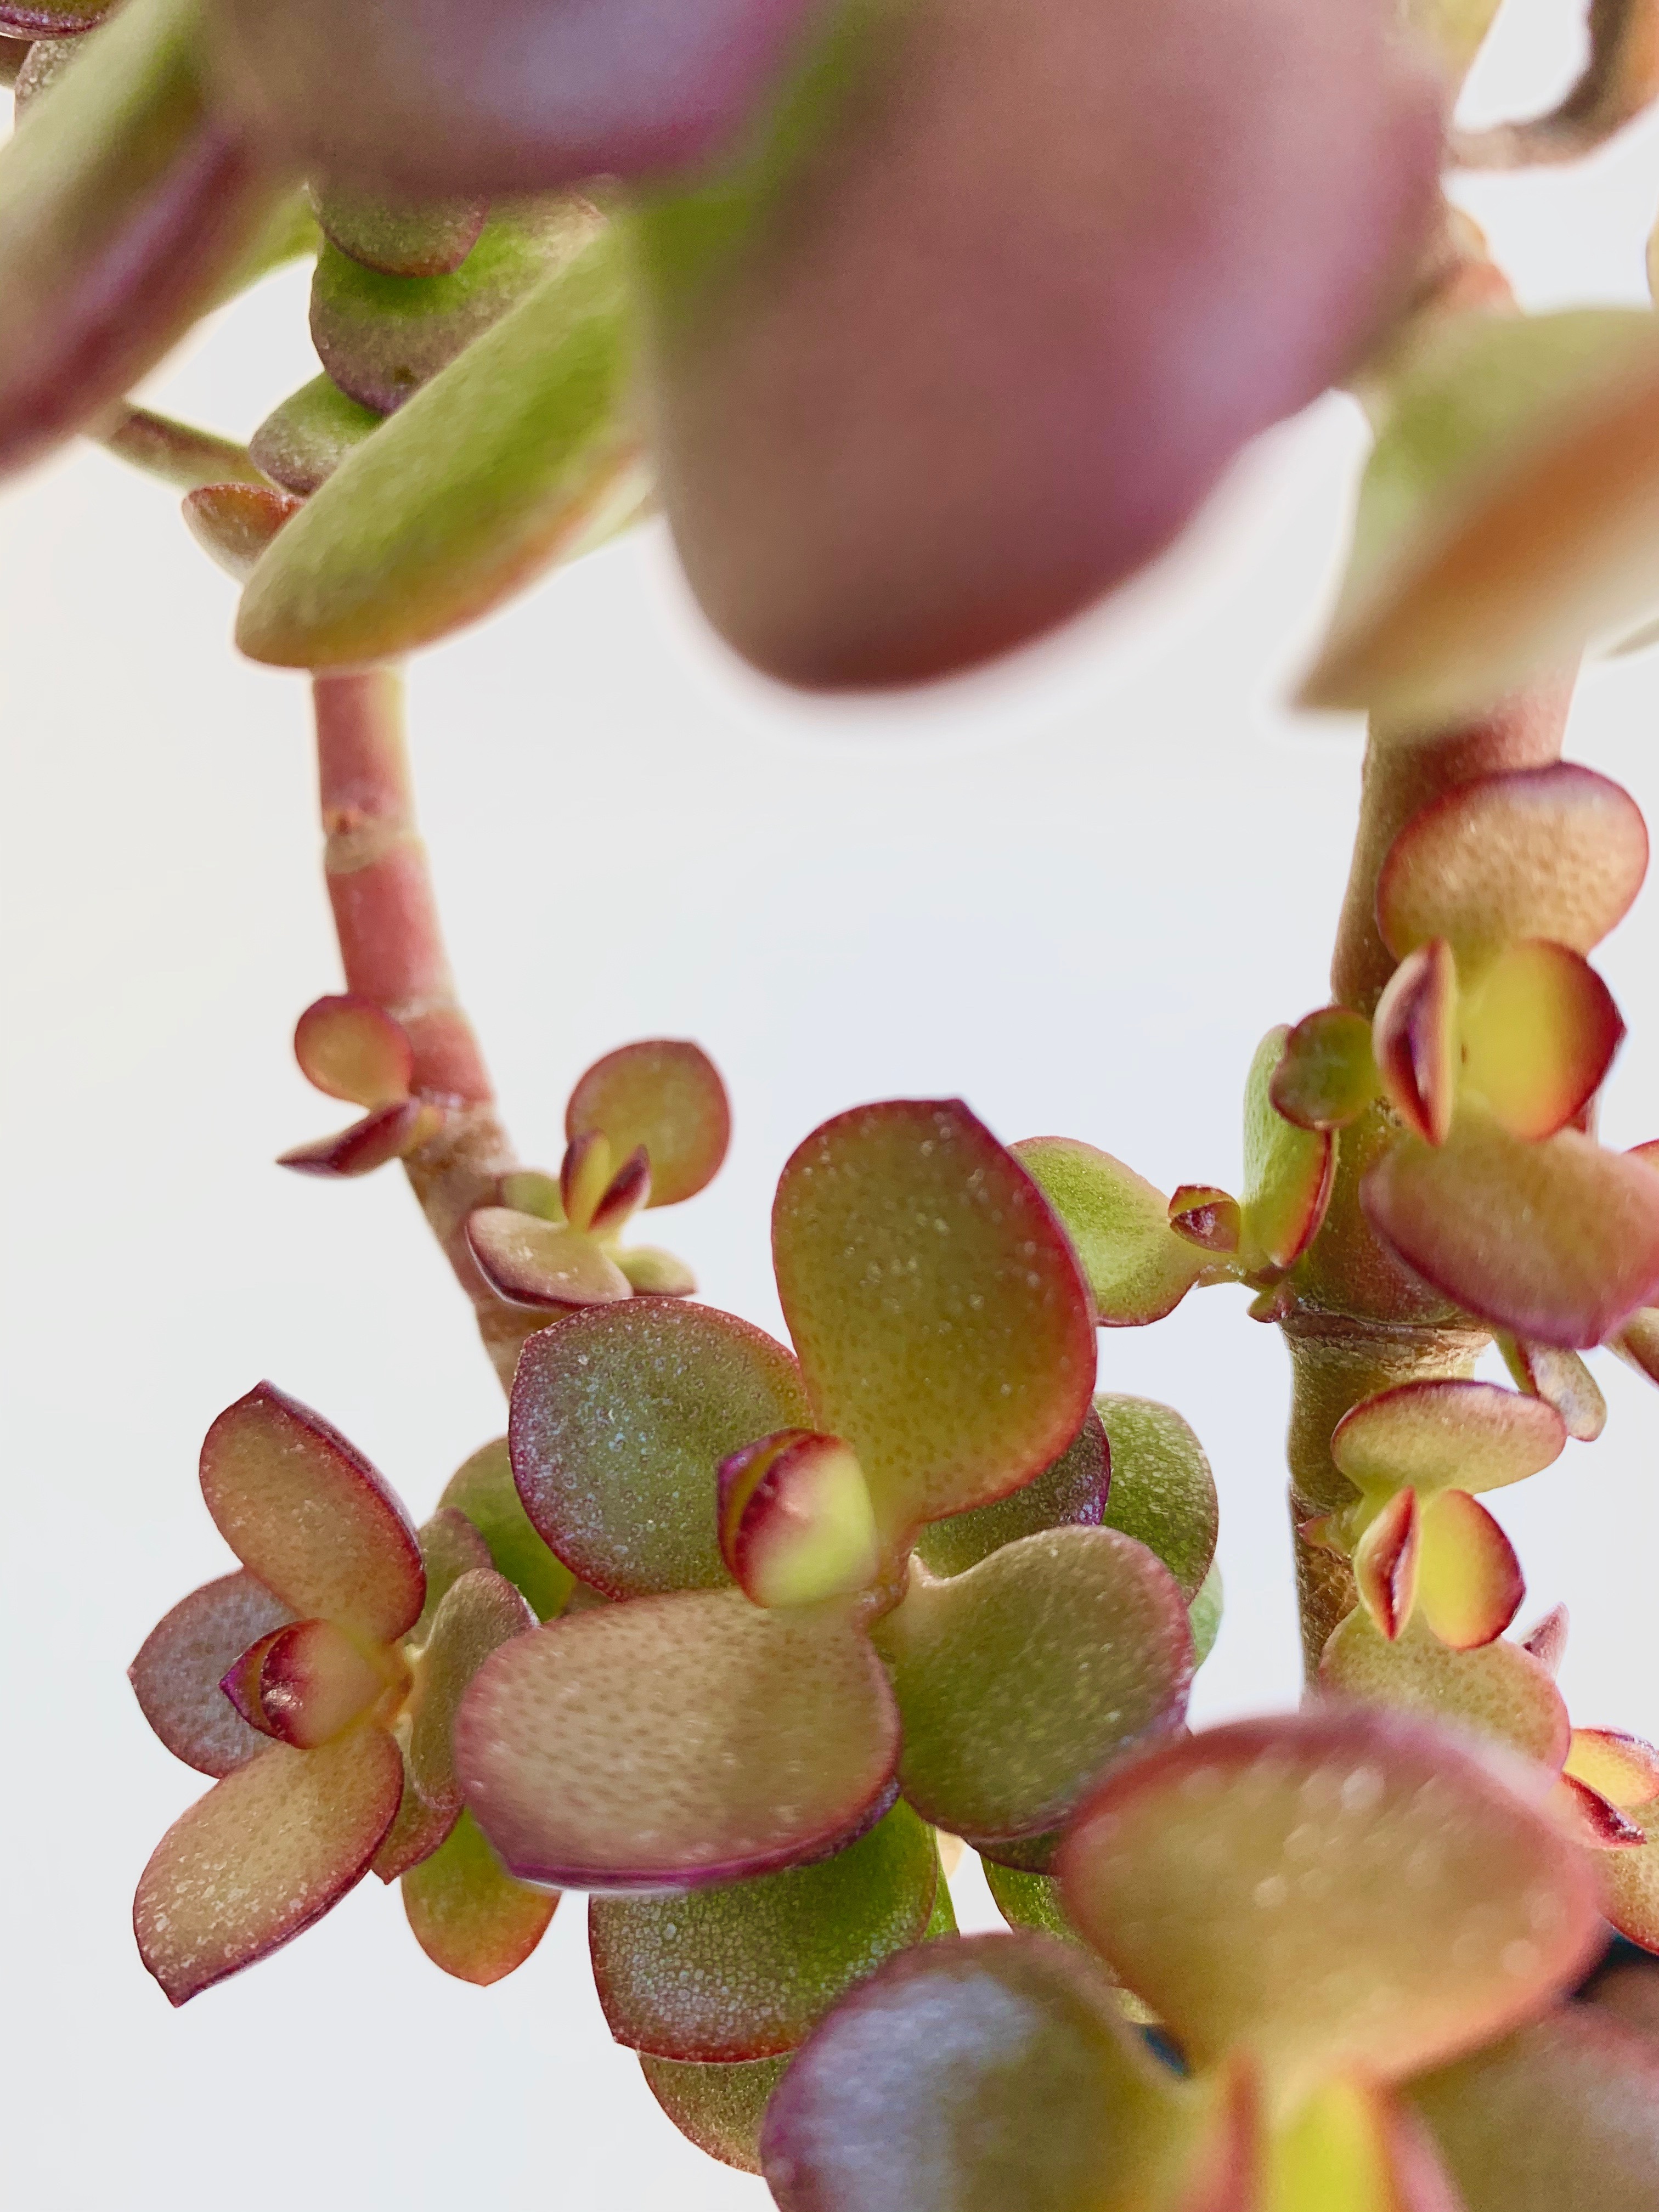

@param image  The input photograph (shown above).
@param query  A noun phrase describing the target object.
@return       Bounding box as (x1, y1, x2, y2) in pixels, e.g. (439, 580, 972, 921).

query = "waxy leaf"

(1587, 1956, 1659, 2040)
(456, 1588, 900, 1889)
(372, 1752, 458, 1883)
(410, 1508, 493, 1643)
(982, 1859, 1084, 1946)
(1614, 1304, 1659, 1385)
(312, 185, 487, 279)
(511, 1299, 809, 1599)
(130, 1571, 295, 1776)
(1376, 765, 1648, 968)
(1595, 1803, 1659, 1949)
(1167, 1184, 1242, 1256)
(236, 230, 647, 667)
(1411, 2011, 1659, 2212)
(1016, 1136, 1210, 1325)
(1353, 1486, 1420, 1641)
(1362, 1113, 1659, 1347)
(1242, 1029, 1335, 1272)
(1270, 1008, 1379, 1132)
(134, 1729, 403, 2003)
(617, 1245, 698, 1296)
(1498, 1336, 1607, 1442)
(566, 1040, 732, 1207)
(276, 1098, 435, 1178)
(182, 481, 302, 580)
(199, 1384, 424, 1643)
(1559, 1774, 1647, 1850)
(641, 2051, 790, 2177)
(311, 198, 600, 414)
(760, 1933, 1199, 2212)
(1319, 1609, 1570, 1767)
(465, 1207, 631, 1308)
(1460, 940, 1624, 1142)
(439, 1437, 574, 1623)
(914, 1406, 1108, 1579)
(1565, 1730, 1659, 1808)
(0, 0, 118, 27)
(719, 1431, 882, 1610)
(249, 373, 382, 494)
(293, 993, 412, 1107)
(1096, 1394, 1218, 1604)
(0, 0, 290, 479)
(98, 402, 268, 492)
(1265, 2077, 1461, 2212)
(874, 1528, 1192, 1857)
(1415, 1488, 1524, 1649)
(590, 1801, 938, 2061)
(409, 1568, 533, 1814)
(401, 1807, 555, 1985)
(1059, 1709, 1600, 2100)
(1373, 939, 1458, 1146)
(221, 1617, 392, 1748)
(775, 1102, 1096, 1549)
(1521, 1603, 1571, 1675)
(1331, 1380, 1566, 1497)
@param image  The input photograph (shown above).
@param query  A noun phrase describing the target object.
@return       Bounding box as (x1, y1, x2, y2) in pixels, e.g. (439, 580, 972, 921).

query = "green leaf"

(1015, 1136, 1210, 1325)
(401, 1806, 556, 1985)
(249, 373, 382, 495)
(236, 228, 648, 667)
(1096, 1393, 1219, 1603)
(439, 1437, 574, 1623)
(640, 2051, 791, 2176)
(983, 1859, 1085, 1947)
(1243, 1028, 1334, 1274)
(590, 1801, 938, 2060)
(1188, 1558, 1224, 1668)
(1318, 1607, 1570, 1765)
(914, 1407, 1108, 1578)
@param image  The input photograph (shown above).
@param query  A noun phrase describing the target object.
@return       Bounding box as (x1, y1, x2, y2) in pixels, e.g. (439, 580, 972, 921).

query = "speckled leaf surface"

(1015, 1136, 1210, 1325)
(775, 1103, 1096, 1547)
(510, 1299, 809, 1599)
(876, 1528, 1192, 1855)
(590, 1801, 938, 2059)
(641, 2050, 791, 2176)
(914, 1407, 1108, 1578)
(439, 1436, 574, 1622)
(1331, 1380, 1566, 1498)
(129, 1571, 295, 1776)
(249, 373, 382, 494)
(1096, 1394, 1219, 1602)
(1319, 1609, 1570, 1765)
(566, 1040, 732, 1206)
(456, 1588, 900, 1889)
(465, 1208, 633, 1308)
(410, 1568, 533, 1813)
(402, 1807, 556, 1984)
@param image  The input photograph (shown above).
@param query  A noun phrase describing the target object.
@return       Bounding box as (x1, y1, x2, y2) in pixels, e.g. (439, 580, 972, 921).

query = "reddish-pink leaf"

(1242, 1028, 1335, 1272)
(464, 1206, 632, 1308)
(372, 1754, 458, 1882)
(409, 1568, 533, 1815)
(292, 992, 412, 1107)
(1460, 940, 1624, 1142)
(1565, 1729, 1659, 1809)
(1353, 1487, 1420, 1642)
(1373, 939, 1458, 1146)
(1521, 1604, 1570, 1674)
(1417, 1489, 1525, 1649)
(566, 1040, 731, 1208)
(1557, 1775, 1646, 1849)
(277, 1098, 434, 1177)
(1168, 1184, 1242, 1254)
(1331, 1379, 1566, 1497)
(129, 1571, 295, 1777)
(774, 1102, 1096, 1548)
(1376, 764, 1649, 967)
(401, 1807, 556, 1985)
(586, 1144, 652, 1238)
(1498, 1336, 1607, 1441)
(456, 1589, 900, 1889)
(220, 1617, 394, 1749)
(1059, 1709, 1601, 2101)
(1319, 1609, 1571, 1768)
(199, 1382, 424, 1643)
(1362, 1113, 1659, 1347)
(182, 482, 303, 581)
(718, 1430, 882, 1610)
(134, 1729, 403, 2004)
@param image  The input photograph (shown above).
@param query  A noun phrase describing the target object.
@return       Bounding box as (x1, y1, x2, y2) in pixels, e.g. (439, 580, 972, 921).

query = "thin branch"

(96, 404, 269, 492)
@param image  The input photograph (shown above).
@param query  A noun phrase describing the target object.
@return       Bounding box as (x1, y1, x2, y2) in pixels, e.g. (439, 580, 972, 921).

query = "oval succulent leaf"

(276, 1097, 434, 1177)
(1373, 939, 1459, 1146)
(371, 1751, 459, 1883)
(1271, 1007, 1380, 1132)
(249, 373, 383, 494)
(409, 1568, 533, 1814)
(439, 1437, 575, 1623)
(1353, 1486, 1421, 1642)
(464, 1207, 633, 1308)
(1242, 1028, 1336, 1272)
(759, 1932, 1202, 2212)
(1014, 1136, 1211, 1326)
(1564, 1730, 1659, 1809)
(718, 1430, 883, 1610)
(640, 2050, 791, 2177)
(1496, 1336, 1607, 1442)
(456, 1587, 901, 1890)
(312, 183, 488, 278)
(0, 0, 291, 479)
(198, 1382, 425, 1643)
(589, 1800, 938, 2061)
(1361, 1113, 1659, 1348)
(410, 1507, 494, 1643)
(1376, 764, 1648, 968)
(235, 229, 647, 667)
(511, 1298, 810, 1600)
(616, 1245, 698, 1296)
(1167, 1184, 1242, 1255)
(129, 1570, 295, 1776)
(566, 1039, 732, 1207)
(1319, 1608, 1570, 1768)
(1459, 940, 1624, 1142)
(292, 992, 413, 1107)
(182, 481, 302, 580)
(401, 1806, 556, 1985)
(220, 1617, 392, 1748)
(1093, 1395, 1219, 1606)
(134, 1729, 404, 2004)
(775, 1102, 1097, 1548)
(1330, 1380, 1566, 1498)
(1058, 1708, 1601, 2101)
(1415, 1489, 1525, 1650)
(873, 1527, 1193, 1857)
(1593, 1801, 1659, 1949)
(914, 1405, 1109, 1580)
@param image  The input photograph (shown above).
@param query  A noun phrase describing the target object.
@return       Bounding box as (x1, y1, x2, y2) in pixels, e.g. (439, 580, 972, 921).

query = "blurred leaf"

(1497, 1335, 1607, 1442)
(1016, 1136, 1211, 1325)
(566, 1039, 732, 1207)
(983, 1858, 1085, 1946)
(1319, 1607, 1569, 1765)
(1189, 1559, 1224, 1669)
(313, 184, 487, 278)
(293, 992, 412, 1107)
(1453, 0, 1659, 168)
(249, 373, 382, 494)
(182, 479, 302, 580)
(439, 1436, 575, 1623)
(409, 1568, 533, 1814)
(616, 1245, 697, 1296)
(98, 403, 266, 490)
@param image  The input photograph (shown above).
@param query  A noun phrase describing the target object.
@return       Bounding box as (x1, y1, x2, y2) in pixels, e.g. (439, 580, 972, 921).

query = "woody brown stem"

(312, 668, 541, 1392)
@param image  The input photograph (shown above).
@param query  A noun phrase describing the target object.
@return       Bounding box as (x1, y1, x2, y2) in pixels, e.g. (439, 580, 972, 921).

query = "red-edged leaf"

(640, 2051, 789, 2177)
(1168, 1184, 1242, 1254)
(586, 1144, 652, 1239)
(1417, 1489, 1524, 1649)
(401, 1807, 555, 1985)
(1242, 1028, 1335, 1272)
(1319, 1608, 1571, 1768)
(1565, 1729, 1659, 1809)
(371, 1752, 458, 1882)
(1557, 1775, 1647, 1849)
(566, 1040, 731, 1207)
(913, 1404, 1110, 1581)
(292, 992, 412, 1107)
(456, 1588, 900, 1890)
(312, 186, 488, 280)
(1263, 2076, 1463, 2212)
(1269, 1007, 1379, 1132)
(409, 1568, 533, 1814)
(410, 1507, 494, 1642)
(464, 1207, 632, 1308)
(1331, 1379, 1566, 1497)
(1498, 1336, 1607, 1441)
(1058, 1709, 1601, 2101)
(134, 1729, 403, 2004)
(1376, 764, 1649, 967)
(1362, 1113, 1659, 1348)
(438, 1436, 575, 1624)
(129, 1571, 295, 1777)
(278, 1098, 434, 1177)
(1613, 1300, 1659, 1384)
(183, 481, 303, 580)
(1016, 1136, 1211, 1324)
(774, 1102, 1097, 1548)
(220, 1617, 394, 1748)
(1460, 940, 1624, 1142)
(559, 1128, 613, 1233)
(718, 1431, 882, 1610)
(199, 1382, 424, 1643)
(874, 1528, 1192, 1857)
(510, 1298, 810, 1600)
(1595, 1802, 1659, 1948)
(1353, 1487, 1421, 1641)
(1373, 939, 1458, 1146)
(1521, 1604, 1570, 1675)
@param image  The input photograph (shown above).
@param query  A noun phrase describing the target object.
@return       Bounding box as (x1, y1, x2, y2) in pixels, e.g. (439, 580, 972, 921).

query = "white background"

(5, 6, 1659, 2205)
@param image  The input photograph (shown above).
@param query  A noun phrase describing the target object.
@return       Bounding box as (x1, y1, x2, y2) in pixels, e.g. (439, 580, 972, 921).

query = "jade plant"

(10, 0, 1659, 2204)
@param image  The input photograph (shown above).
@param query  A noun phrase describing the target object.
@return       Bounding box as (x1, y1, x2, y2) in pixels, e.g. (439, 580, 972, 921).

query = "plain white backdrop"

(5, 6, 1659, 2205)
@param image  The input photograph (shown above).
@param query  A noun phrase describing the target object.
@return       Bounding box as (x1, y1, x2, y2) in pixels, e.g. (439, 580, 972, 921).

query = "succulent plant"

(11, 0, 1659, 2202)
